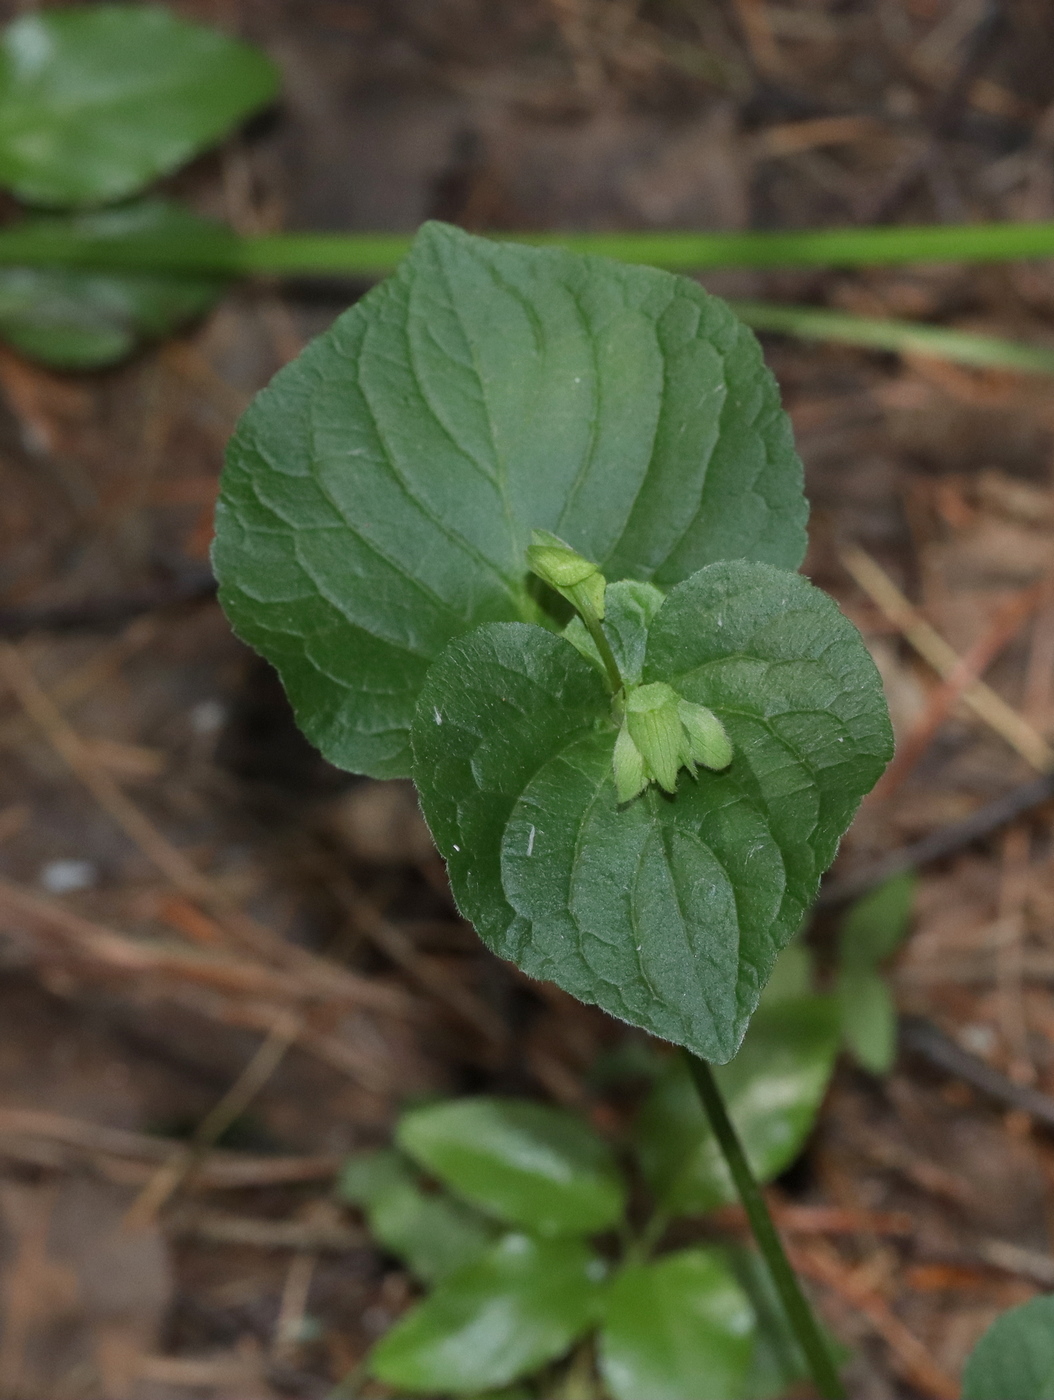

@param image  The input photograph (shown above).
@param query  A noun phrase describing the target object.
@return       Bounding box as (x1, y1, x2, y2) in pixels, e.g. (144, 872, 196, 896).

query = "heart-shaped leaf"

(369, 1232, 605, 1394)
(962, 1296, 1054, 1399)
(214, 221, 807, 780)
(0, 201, 230, 367)
(634, 996, 841, 1214)
(0, 6, 279, 207)
(598, 1248, 755, 1400)
(411, 561, 891, 1061)
(397, 1097, 626, 1237)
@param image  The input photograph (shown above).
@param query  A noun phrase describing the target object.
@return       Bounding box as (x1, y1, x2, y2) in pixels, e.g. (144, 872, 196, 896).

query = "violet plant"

(213, 221, 894, 1397)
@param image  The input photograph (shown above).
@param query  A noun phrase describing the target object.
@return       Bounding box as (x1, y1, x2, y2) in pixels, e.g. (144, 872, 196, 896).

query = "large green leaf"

(962, 1296, 1054, 1399)
(598, 1248, 755, 1400)
(214, 221, 806, 780)
(0, 6, 279, 207)
(411, 562, 891, 1061)
(634, 995, 842, 1212)
(0, 201, 230, 367)
(339, 1149, 495, 1284)
(369, 1232, 604, 1394)
(397, 1097, 626, 1237)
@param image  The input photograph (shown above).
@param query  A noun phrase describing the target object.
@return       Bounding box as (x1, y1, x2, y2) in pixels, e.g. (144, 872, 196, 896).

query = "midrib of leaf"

(428, 246, 529, 602)
(553, 282, 606, 538)
(653, 820, 736, 1032)
(627, 826, 663, 1004)
(344, 314, 526, 618)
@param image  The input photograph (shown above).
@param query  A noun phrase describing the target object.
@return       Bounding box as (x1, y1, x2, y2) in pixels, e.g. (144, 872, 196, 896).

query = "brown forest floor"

(3, 0, 1054, 1396)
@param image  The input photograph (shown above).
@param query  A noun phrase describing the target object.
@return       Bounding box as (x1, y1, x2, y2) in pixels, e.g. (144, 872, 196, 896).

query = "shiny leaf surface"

(598, 1248, 755, 1400)
(339, 1149, 495, 1284)
(369, 1232, 604, 1394)
(0, 6, 279, 206)
(0, 201, 228, 366)
(397, 1096, 626, 1237)
(635, 995, 841, 1213)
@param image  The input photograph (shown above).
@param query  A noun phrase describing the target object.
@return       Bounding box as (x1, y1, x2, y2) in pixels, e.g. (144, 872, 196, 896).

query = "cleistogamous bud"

(614, 681, 733, 804)
(526, 530, 606, 624)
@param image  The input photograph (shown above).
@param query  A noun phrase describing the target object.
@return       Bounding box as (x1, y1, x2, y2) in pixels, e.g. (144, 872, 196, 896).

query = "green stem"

(581, 612, 624, 696)
(13, 218, 1054, 276)
(684, 1053, 845, 1400)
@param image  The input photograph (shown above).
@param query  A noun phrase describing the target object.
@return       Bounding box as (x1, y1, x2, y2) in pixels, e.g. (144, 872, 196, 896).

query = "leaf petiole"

(580, 609, 624, 696)
(684, 1053, 846, 1400)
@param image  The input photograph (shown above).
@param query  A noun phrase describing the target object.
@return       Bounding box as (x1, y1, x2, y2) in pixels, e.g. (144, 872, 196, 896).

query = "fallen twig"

(169, 1206, 363, 1251)
(818, 771, 1054, 905)
(0, 1107, 341, 1186)
(873, 577, 1051, 798)
(0, 570, 216, 637)
(840, 545, 1053, 772)
(712, 1202, 914, 1237)
(0, 876, 414, 1017)
(790, 1239, 959, 1400)
(124, 1016, 299, 1229)
(900, 1014, 1054, 1129)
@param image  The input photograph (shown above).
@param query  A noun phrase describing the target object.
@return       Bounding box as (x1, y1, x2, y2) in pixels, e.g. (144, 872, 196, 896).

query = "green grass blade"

(6, 219, 1054, 277)
(243, 221, 1054, 275)
(733, 301, 1054, 375)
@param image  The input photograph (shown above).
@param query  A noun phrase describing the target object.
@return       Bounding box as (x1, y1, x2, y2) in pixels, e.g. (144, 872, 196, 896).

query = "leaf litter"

(3, 1, 1054, 1396)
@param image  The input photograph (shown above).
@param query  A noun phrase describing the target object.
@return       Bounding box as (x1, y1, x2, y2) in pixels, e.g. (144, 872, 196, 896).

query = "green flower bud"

(677, 699, 733, 771)
(613, 723, 647, 803)
(527, 530, 606, 621)
(625, 682, 684, 793)
(613, 684, 735, 802)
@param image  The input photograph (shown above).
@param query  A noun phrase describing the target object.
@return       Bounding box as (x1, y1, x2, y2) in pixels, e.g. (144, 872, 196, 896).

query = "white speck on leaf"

(527, 825, 536, 857)
(433, 707, 442, 725)
(452, 844, 460, 852)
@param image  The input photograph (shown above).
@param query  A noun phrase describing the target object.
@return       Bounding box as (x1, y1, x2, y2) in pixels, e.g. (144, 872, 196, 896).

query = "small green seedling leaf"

(635, 995, 841, 1214)
(215, 221, 807, 780)
(838, 872, 916, 971)
(836, 872, 915, 1073)
(961, 1295, 1054, 1399)
(397, 1097, 626, 1237)
(412, 562, 891, 1062)
(339, 1149, 495, 1284)
(836, 967, 897, 1075)
(598, 1248, 755, 1400)
(0, 6, 279, 206)
(369, 1232, 605, 1394)
(0, 201, 231, 367)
